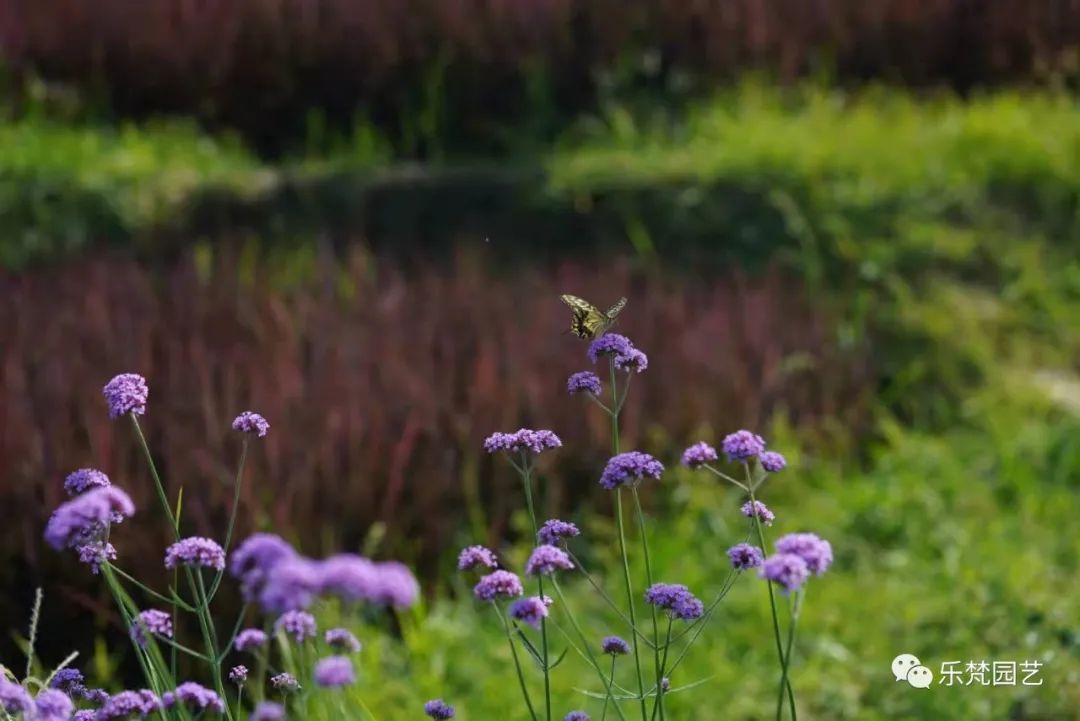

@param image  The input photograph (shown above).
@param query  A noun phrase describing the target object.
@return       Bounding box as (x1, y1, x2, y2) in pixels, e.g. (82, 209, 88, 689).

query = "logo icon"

(892, 653, 933, 689)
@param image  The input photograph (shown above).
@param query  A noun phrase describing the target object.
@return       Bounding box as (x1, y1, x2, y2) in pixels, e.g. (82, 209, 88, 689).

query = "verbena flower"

(369, 561, 420, 608)
(681, 442, 718, 469)
(423, 699, 455, 719)
(775, 533, 833, 575)
(270, 673, 299, 692)
(759, 451, 787, 472)
(96, 690, 161, 719)
(316, 554, 377, 601)
(259, 556, 319, 613)
(234, 628, 268, 652)
(483, 429, 562, 455)
(613, 348, 648, 373)
(537, 519, 580, 545)
(232, 411, 270, 438)
(34, 690, 73, 721)
(64, 468, 111, 496)
(760, 553, 810, 592)
(457, 545, 498, 571)
(162, 682, 224, 713)
(325, 628, 362, 653)
(599, 451, 663, 490)
(275, 610, 317, 643)
(644, 583, 704, 620)
(74, 711, 96, 721)
(565, 712, 590, 721)
(49, 668, 86, 696)
(722, 430, 766, 461)
(524, 545, 574, 576)
(567, 371, 602, 395)
(740, 500, 775, 526)
(473, 570, 523, 601)
(251, 702, 286, 721)
(587, 333, 634, 363)
(130, 609, 173, 648)
(229, 666, 248, 685)
(77, 542, 116, 574)
(508, 596, 551, 629)
(0, 679, 33, 715)
(313, 656, 355, 688)
(164, 536, 226, 571)
(103, 373, 149, 418)
(727, 543, 765, 570)
(45, 487, 134, 551)
(82, 689, 109, 705)
(601, 636, 630, 655)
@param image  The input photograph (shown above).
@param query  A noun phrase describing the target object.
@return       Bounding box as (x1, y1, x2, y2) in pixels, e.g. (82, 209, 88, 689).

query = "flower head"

(74, 711, 96, 721)
(727, 543, 765, 570)
(229, 666, 248, 685)
(324, 628, 362, 653)
(64, 468, 111, 496)
(270, 673, 299, 692)
(49, 668, 86, 696)
(77, 542, 116, 574)
(165, 537, 226, 571)
(162, 683, 224, 714)
(509, 596, 551, 629)
(740, 500, 775, 526)
(680, 442, 718, 469)
(722, 430, 766, 461)
(483, 429, 562, 455)
(316, 554, 377, 602)
(587, 333, 634, 363)
(565, 712, 590, 721)
(424, 699, 456, 719)
(234, 628, 268, 652)
(103, 373, 149, 418)
(259, 556, 320, 613)
(251, 702, 286, 721)
(538, 519, 580, 546)
(457, 545, 498, 572)
(601, 636, 630, 655)
(661, 677, 671, 692)
(524, 545, 574, 576)
(96, 690, 161, 719)
(0, 680, 33, 715)
(275, 610, 317, 643)
(473, 570, 523, 601)
(131, 609, 173, 648)
(369, 561, 420, 608)
(775, 533, 833, 576)
(599, 452, 663, 490)
(313, 656, 356, 688)
(232, 411, 270, 438)
(759, 451, 787, 473)
(230, 533, 298, 602)
(760, 553, 810, 592)
(567, 371, 602, 396)
(613, 348, 648, 373)
(45, 486, 134, 551)
(644, 583, 704, 620)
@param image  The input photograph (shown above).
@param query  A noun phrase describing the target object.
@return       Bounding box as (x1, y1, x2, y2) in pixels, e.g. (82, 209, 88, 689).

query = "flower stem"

(495, 602, 539, 721)
(210, 439, 248, 600)
(776, 590, 803, 721)
(519, 459, 551, 721)
(632, 488, 664, 721)
(601, 655, 617, 721)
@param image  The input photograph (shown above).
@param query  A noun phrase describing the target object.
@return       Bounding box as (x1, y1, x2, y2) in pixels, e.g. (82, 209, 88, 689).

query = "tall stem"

(496, 602, 539, 721)
(775, 591, 803, 721)
(520, 459, 551, 721)
(211, 439, 249, 600)
(129, 415, 180, 539)
(633, 488, 664, 721)
(601, 656, 617, 721)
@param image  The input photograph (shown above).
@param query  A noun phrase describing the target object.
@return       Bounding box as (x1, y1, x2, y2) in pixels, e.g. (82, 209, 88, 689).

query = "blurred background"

(1, 1, 1079, 718)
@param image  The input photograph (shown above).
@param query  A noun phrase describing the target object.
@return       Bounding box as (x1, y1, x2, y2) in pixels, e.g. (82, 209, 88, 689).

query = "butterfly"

(560, 294, 628, 339)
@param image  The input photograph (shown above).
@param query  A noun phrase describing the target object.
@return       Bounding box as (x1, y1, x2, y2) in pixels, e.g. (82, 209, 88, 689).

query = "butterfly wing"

(605, 297, 627, 320)
(561, 294, 608, 339)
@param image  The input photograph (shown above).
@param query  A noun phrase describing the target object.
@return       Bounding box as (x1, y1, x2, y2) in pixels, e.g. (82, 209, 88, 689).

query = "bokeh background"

(1, 1, 1079, 718)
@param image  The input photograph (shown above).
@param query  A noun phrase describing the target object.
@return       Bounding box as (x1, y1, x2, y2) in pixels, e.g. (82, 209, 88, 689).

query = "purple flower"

(313, 656, 356, 688)
(457, 545, 498, 571)
(727, 543, 765, 570)
(275, 610, 317, 643)
(567, 371, 602, 395)
(325, 628, 362, 653)
(644, 583, 704, 620)
(369, 561, 420, 608)
(81, 689, 109, 705)
(49, 668, 86, 696)
(424, 699, 455, 719)
(760, 553, 810, 592)
(45, 486, 134, 551)
(74, 711, 96, 721)
(599, 451, 664, 490)
(234, 628, 268, 652)
(230, 533, 298, 602)
(229, 665, 248, 684)
(162, 682, 224, 714)
(722, 430, 766, 461)
(232, 411, 270, 438)
(260, 556, 320, 613)
(316, 554, 377, 602)
(587, 333, 634, 363)
(538, 519, 580, 546)
(661, 677, 671, 692)
(601, 636, 630, 655)
(681, 442, 718, 469)
(672, 593, 704, 621)
(509, 596, 551, 629)
(130, 609, 173, 648)
(613, 348, 648, 373)
(525, 545, 574, 576)
(0, 679, 32, 715)
(251, 702, 286, 721)
(565, 712, 590, 721)
(483, 429, 562, 455)
(165, 537, 226, 571)
(775, 533, 833, 575)
(473, 570, 524, 601)
(740, 500, 775, 526)
(36, 690, 75, 721)
(64, 468, 111, 496)
(270, 673, 299, 692)
(77, 542, 116, 574)
(759, 451, 787, 472)
(96, 690, 161, 719)
(103, 373, 149, 418)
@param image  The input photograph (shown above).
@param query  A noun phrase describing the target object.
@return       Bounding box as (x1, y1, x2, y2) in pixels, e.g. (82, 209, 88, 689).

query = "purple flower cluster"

(680, 442, 718, 469)
(234, 628, 268, 652)
(741, 500, 775, 526)
(565, 712, 590, 721)
(251, 702, 286, 721)
(275, 610, 317, 643)
(44, 486, 134, 551)
(102, 373, 149, 418)
(229, 665, 248, 684)
(131, 609, 173, 648)
(509, 596, 551, 628)
(74, 712, 96, 721)
(566, 371, 602, 395)
(760, 451, 787, 472)
(644, 583, 704, 621)
(0, 679, 33, 715)
(538, 519, 580, 545)
(96, 690, 162, 719)
(599, 451, 664, 490)
(760, 554, 810, 592)
(587, 333, 633, 363)
(424, 699, 456, 719)
(727, 543, 765, 570)
(165, 537, 226, 571)
(473, 570, 524, 601)
(314, 656, 356, 688)
(524, 545, 574, 576)
(162, 683, 224, 713)
(483, 428, 562, 455)
(601, 636, 630, 655)
(721, 430, 766, 461)
(232, 411, 270, 437)
(64, 468, 111, 496)
(231, 533, 298, 601)
(613, 348, 648, 373)
(49, 668, 86, 696)
(270, 673, 299, 692)
(325, 628, 362, 653)
(775, 533, 833, 576)
(77, 542, 116, 574)
(34, 690, 74, 721)
(457, 545, 498, 571)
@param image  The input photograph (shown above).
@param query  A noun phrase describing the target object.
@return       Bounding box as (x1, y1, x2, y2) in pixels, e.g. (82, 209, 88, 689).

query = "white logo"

(892, 653, 933, 689)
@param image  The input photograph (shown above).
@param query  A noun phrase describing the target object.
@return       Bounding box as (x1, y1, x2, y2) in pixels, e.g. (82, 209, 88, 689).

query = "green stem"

(519, 458, 552, 721)
(565, 550, 652, 647)
(129, 415, 180, 539)
(189, 570, 230, 720)
(776, 591, 803, 721)
(632, 488, 664, 721)
(650, 618, 674, 721)
(110, 565, 197, 611)
(495, 602, 539, 721)
(211, 440, 249, 600)
(601, 656, 617, 721)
